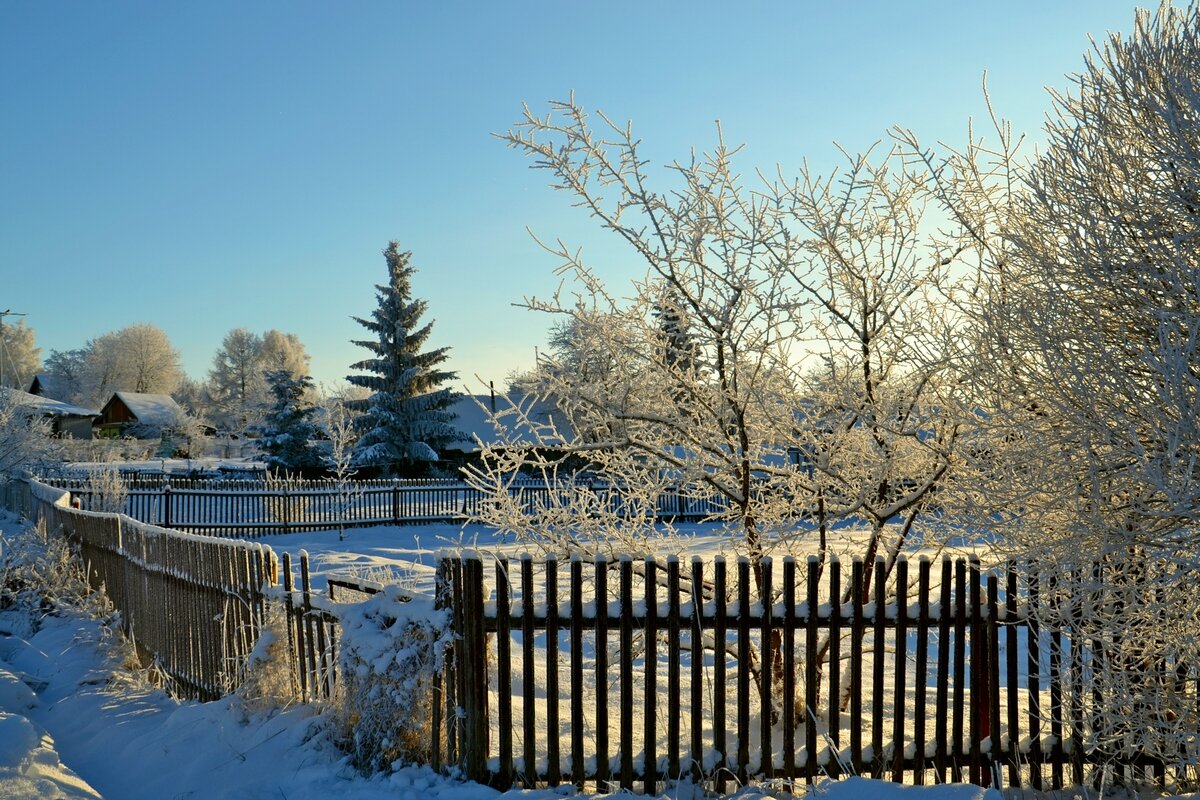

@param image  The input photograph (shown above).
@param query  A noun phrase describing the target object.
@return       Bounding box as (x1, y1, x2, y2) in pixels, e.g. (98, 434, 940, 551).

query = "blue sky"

(1, 2, 1142, 392)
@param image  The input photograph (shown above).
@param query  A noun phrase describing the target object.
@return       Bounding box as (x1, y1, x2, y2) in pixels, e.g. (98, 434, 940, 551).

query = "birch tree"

(208, 328, 266, 435)
(80, 323, 183, 406)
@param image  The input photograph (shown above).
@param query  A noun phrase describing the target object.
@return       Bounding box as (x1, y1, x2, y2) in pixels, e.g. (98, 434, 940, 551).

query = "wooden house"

(6, 389, 98, 438)
(96, 392, 183, 438)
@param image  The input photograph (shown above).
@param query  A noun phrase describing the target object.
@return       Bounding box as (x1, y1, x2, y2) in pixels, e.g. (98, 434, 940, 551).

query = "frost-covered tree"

(469, 99, 977, 590)
(0, 391, 56, 476)
(319, 390, 362, 540)
(253, 371, 323, 475)
(79, 323, 182, 406)
(652, 288, 700, 381)
(120, 323, 183, 395)
(41, 348, 87, 404)
(172, 376, 209, 419)
(207, 328, 266, 435)
(0, 319, 40, 390)
(258, 329, 311, 381)
(346, 242, 460, 477)
(926, 3, 1200, 767)
(206, 328, 312, 435)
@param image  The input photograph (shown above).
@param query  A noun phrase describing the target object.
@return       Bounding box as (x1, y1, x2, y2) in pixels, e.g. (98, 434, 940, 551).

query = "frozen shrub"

(84, 464, 127, 514)
(328, 585, 449, 772)
(234, 601, 297, 710)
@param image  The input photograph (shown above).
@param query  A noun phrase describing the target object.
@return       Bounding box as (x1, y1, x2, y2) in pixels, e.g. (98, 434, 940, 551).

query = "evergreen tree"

(253, 370, 324, 475)
(346, 242, 460, 476)
(652, 290, 700, 377)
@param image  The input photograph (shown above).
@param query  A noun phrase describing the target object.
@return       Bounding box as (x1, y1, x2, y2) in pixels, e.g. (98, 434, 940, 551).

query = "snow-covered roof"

(108, 392, 182, 427)
(3, 388, 98, 418)
(445, 392, 572, 452)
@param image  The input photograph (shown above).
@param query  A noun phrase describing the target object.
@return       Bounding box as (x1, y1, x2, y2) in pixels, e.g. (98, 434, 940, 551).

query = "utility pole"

(0, 309, 28, 389)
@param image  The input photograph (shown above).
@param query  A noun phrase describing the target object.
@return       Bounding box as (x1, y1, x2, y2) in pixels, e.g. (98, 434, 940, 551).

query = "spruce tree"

(347, 242, 459, 476)
(253, 370, 324, 475)
(652, 292, 700, 377)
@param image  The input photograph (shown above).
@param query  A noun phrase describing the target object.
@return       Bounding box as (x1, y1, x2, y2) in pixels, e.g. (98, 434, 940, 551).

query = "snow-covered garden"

(3, 3, 1200, 799)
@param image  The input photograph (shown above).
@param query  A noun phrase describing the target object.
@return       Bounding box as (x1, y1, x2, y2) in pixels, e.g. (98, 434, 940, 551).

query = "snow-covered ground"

(0, 511, 1106, 800)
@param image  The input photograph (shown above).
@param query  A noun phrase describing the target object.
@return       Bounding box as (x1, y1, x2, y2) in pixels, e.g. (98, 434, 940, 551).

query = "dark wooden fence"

(25, 480, 277, 700)
(437, 552, 1197, 794)
(42, 476, 729, 537)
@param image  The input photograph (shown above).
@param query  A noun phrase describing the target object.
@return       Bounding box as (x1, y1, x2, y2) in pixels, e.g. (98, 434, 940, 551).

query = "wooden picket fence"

(436, 552, 1198, 793)
(10, 477, 1198, 793)
(24, 479, 277, 700)
(42, 476, 729, 537)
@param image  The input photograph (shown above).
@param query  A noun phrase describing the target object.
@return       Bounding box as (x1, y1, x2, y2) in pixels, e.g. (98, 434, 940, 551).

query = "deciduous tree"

(0, 320, 40, 391)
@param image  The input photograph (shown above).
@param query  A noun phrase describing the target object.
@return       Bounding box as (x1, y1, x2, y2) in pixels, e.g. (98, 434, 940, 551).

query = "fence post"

(163, 483, 172, 528)
(282, 487, 290, 536)
(392, 480, 401, 525)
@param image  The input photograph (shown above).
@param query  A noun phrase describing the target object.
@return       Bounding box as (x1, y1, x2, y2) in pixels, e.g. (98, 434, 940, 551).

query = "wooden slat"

(935, 557, 951, 782)
(496, 559, 513, 788)
(713, 558, 728, 793)
(827, 557, 842, 778)
(688, 557, 703, 785)
(570, 557, 584, 788)
(849, 558, 864, 777)
(546, 557, 561, 786)
(594, 557, 609, 788)
(619, 557, 634, 791)
(914, 557, 930, 785)
(892, 557, 908, 782)
(988, 574, 1002, 787)
(871, 558, 886, 778)
(666, 557, 681, 781)
(759, 556, 773, 779)
(1005, 566, 1020, 788)
(969, 558, 983, 786)
(953, 558, 967, 783)
(782, 557, 796, 784)
(804, 556, 819, 783)
(736, 557, 751, 785)
(644, 557, 658, 794)
(521, 556, 537, 787)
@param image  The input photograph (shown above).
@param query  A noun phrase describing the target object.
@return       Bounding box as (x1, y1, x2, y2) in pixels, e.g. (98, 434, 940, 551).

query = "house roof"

(445, 392, 572, 452)
(4, 388, 98, 418)
(104, 392, 182, 427)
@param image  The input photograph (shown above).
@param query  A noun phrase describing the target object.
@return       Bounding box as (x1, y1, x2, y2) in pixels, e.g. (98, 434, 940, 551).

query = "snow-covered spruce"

(346, 242, 460, 478)
(253, 370, 324, 475)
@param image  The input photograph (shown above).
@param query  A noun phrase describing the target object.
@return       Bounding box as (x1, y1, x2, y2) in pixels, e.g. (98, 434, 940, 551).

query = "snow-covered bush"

(328, 586, 449, 772)
(83, 464, 127, 514)
(235, 601, 298, 711)
(0, 515, 98, 628)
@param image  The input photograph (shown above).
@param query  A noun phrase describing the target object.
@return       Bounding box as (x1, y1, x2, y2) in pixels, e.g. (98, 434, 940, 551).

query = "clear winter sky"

(1, 2, 1143, 393)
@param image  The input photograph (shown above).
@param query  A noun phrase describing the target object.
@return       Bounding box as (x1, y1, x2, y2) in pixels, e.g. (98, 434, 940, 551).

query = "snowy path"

(0, 609, 1007, 800)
